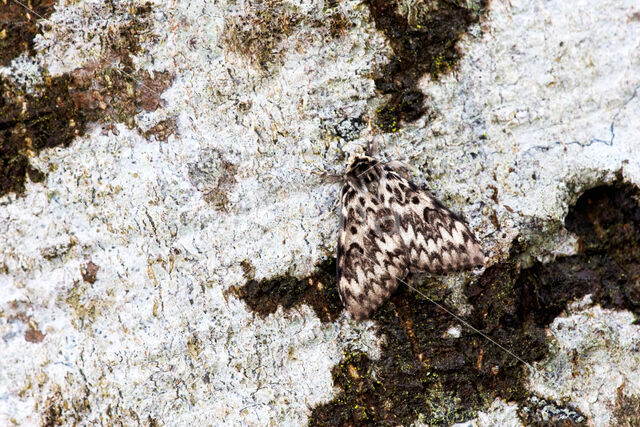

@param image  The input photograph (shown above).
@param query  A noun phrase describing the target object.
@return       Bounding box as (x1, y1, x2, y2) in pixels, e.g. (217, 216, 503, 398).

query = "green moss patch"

(0, 0, 56, 66)
(0, 74, 86, 196)
(233, 258, 343, 322)
(613, 387, 640, 427)
(0, 2, 174, 197)
(221, 0, 351, 71)
(513, 181, 640, 325)
(367, 0, 488, 132)
(311, 274, 534, 425)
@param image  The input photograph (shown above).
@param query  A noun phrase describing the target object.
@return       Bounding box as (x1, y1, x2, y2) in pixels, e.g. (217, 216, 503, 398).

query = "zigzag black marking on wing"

(337, 157, 408, 320)
(380, 168, 484, 274)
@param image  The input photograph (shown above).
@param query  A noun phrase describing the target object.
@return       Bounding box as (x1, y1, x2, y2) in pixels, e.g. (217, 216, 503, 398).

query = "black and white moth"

(337, 155, 485, 320)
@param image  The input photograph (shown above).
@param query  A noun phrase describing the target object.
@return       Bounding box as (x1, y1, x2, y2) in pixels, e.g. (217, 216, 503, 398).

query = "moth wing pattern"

(337, 162, 409, 320)
(379, 166, 485, 274)
(336, 155, 485, 320)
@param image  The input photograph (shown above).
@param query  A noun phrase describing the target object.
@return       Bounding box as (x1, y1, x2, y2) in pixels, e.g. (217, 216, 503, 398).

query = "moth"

(337, 155, 485, 319)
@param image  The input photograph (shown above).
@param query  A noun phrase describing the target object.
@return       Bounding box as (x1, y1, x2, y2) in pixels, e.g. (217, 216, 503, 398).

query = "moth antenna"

(394, 143, 402, 159)
(385, 160, 413, 179)
(295, 167, 342, 184)
(296, 150, 344, 183)
(363, 116, 380, 156)
(396, 275, 553, 383)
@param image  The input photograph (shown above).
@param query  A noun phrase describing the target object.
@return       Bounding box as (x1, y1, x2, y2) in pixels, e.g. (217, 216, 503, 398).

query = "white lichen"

(529, 305, 640, 426)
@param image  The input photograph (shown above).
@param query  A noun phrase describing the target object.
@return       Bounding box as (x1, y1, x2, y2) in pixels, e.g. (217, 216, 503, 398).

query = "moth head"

(343, 155, 385, 194)
(345, 154, 378, 174)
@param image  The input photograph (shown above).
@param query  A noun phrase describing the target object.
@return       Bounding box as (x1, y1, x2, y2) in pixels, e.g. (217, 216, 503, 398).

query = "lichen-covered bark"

(1, 0, 640, 425)
(246, 181, 640, 425)
(367, 0, 488, 132)
(0, 2, 173, 197)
